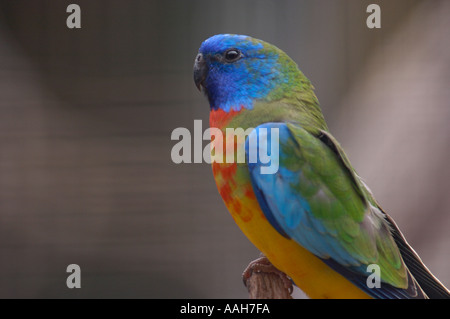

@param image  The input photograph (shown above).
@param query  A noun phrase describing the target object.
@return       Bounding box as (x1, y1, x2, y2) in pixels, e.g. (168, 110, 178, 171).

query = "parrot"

(193, 34, 450, 299)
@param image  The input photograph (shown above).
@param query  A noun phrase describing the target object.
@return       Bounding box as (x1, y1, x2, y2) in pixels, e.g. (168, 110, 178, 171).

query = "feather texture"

(196, 34, 450, 298)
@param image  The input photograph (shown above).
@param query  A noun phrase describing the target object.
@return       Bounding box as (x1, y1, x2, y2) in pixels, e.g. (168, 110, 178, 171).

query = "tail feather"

(385, 214, 450, 299)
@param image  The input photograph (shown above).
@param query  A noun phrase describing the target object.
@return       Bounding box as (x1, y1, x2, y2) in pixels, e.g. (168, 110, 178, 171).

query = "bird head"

(194, 34, 309, 112)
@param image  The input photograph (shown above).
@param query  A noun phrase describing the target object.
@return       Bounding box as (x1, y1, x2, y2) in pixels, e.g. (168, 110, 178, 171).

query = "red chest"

(209, 108, 242, 129)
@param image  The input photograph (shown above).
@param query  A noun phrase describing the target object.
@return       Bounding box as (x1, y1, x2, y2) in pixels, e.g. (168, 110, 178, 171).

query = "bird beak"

(193, 53, 207, 92)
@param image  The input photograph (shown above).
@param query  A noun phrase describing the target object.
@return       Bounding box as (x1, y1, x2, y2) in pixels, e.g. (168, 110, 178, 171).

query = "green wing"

(246, 122, 428, 298)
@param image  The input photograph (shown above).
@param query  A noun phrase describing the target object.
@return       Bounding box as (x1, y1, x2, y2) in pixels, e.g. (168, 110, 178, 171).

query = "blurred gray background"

(0, 0, 448, 298)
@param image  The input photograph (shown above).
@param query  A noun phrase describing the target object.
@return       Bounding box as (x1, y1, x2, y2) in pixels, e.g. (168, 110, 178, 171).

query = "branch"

(243, 256, 293, 299)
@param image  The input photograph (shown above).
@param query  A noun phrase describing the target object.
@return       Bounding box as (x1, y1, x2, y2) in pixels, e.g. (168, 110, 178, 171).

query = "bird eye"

(224, 49, 241, 62)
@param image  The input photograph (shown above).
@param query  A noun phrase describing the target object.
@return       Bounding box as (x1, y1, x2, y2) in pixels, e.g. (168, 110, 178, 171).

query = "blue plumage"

(198, 34, 285, 111)
(195, 34, 450, 299)
(245, 122, 427, 298)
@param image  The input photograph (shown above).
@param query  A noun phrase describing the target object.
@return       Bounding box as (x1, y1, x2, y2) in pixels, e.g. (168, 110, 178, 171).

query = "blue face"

(194, 34, 285, 112)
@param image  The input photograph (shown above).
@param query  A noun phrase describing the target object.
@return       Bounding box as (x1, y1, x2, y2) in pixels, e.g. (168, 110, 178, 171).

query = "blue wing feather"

(245, 122, 426, 299)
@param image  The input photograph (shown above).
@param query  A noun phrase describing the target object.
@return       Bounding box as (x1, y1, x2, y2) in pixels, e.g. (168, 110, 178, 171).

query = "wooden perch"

(243, 255, 293, 299)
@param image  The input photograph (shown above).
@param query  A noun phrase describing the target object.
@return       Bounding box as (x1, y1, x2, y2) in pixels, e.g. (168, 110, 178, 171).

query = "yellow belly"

(208, 108, 371, 299)
(213, 162, 371, 299)
(233, 198, 371, 299)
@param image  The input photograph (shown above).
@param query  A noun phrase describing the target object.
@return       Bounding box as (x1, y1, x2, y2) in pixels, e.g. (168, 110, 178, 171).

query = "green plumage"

(228, 95, 409, 288)
(284, 123, 408, 288)
(197, 34, 450, 298)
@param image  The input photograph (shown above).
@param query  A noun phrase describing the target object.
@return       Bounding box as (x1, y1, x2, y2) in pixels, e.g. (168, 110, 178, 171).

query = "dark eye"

(224, 49, 241, 62)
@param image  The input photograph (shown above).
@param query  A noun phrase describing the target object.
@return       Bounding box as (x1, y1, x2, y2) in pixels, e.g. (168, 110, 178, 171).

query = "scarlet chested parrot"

(193, 34, 450, 299)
